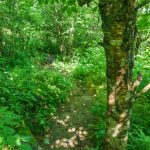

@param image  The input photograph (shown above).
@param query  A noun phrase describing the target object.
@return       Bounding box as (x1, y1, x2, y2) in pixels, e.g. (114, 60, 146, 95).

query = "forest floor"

(37, 81, 99, 150)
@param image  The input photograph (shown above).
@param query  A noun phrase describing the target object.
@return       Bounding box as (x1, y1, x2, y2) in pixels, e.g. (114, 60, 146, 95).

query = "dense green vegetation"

(0, 0, 150, 149)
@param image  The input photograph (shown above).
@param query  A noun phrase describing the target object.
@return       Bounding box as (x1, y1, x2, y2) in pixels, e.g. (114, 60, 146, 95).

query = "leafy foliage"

(0, 65, 72, 134)
(0, 107, 34, 150)
(0, 0, 150, 149)
(128, 125, 150, 150)
(73, 47, 106, 87)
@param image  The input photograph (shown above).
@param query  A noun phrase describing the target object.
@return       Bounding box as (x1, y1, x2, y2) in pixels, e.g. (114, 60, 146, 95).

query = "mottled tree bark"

(99, 0, 137, 149)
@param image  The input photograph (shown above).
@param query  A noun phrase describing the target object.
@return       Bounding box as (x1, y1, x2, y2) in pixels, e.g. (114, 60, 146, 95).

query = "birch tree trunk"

(99, 0, 137, 149)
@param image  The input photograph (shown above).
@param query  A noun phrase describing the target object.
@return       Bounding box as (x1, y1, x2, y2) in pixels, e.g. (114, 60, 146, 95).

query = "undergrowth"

(0, 55, 73, 148)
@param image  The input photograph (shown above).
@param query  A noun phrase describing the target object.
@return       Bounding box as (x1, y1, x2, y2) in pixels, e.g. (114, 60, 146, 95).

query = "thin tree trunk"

(99, 0, 137, 149)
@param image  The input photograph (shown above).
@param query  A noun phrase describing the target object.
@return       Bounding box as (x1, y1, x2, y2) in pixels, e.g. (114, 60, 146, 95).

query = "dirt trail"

(38, 85, 98, 150)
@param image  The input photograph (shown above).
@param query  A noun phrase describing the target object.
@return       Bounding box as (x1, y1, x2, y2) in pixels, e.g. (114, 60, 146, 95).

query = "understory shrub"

(0, 65, 73, 134)
(128, 47, 150, 149)
(128, 125, 150, 150)
(89, 88, 107, 148)
(73, 47, 106, 86)
(0, 107, 35, 150)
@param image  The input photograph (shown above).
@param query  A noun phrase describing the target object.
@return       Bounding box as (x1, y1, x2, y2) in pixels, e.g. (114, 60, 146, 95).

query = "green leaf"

(71, 6, 78, 13)
(21, 143, 32, 150)
(16, 138, 21, 146)
(61, 0, 66, 3)
(44, 138, 50, 144)
(69, 0, 76, 5)
(3, 126, 16, 135)
(93, 6, 98, 12)
(0, 137, 3, 144)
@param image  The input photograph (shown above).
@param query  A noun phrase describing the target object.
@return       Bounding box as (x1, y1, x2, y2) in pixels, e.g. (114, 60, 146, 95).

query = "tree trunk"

(99, 0, 137, 149)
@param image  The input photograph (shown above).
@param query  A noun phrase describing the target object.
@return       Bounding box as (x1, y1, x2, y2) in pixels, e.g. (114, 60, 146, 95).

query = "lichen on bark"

(99, 0, 138, 149)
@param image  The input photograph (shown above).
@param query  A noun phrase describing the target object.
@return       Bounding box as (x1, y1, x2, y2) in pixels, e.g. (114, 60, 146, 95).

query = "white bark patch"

(108, 92, 115, 105)
(124, 135, 128, 142)
(116, 75, 123, 86)
(120, 112, 127, 119)
(112, 123, 123, 137)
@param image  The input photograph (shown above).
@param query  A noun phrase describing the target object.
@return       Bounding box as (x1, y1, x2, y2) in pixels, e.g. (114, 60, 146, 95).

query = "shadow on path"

(38, 86, 98, 150)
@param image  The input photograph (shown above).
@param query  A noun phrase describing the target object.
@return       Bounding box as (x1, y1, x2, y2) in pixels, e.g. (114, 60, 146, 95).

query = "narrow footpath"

(38, 85, 99, 150)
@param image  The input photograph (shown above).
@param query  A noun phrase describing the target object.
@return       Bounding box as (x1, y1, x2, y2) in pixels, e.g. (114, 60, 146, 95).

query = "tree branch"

(135, 0, 150, 11)
(130, 73, 142, 92)
(136, 83, 150, 97)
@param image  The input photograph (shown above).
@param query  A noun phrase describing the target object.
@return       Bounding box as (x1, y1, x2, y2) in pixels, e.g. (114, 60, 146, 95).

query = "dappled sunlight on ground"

(52, 115, 70, 127)
(38, 87, 99, 150)
(48, 104, 90, 149)
(50, 124, 88, 149)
